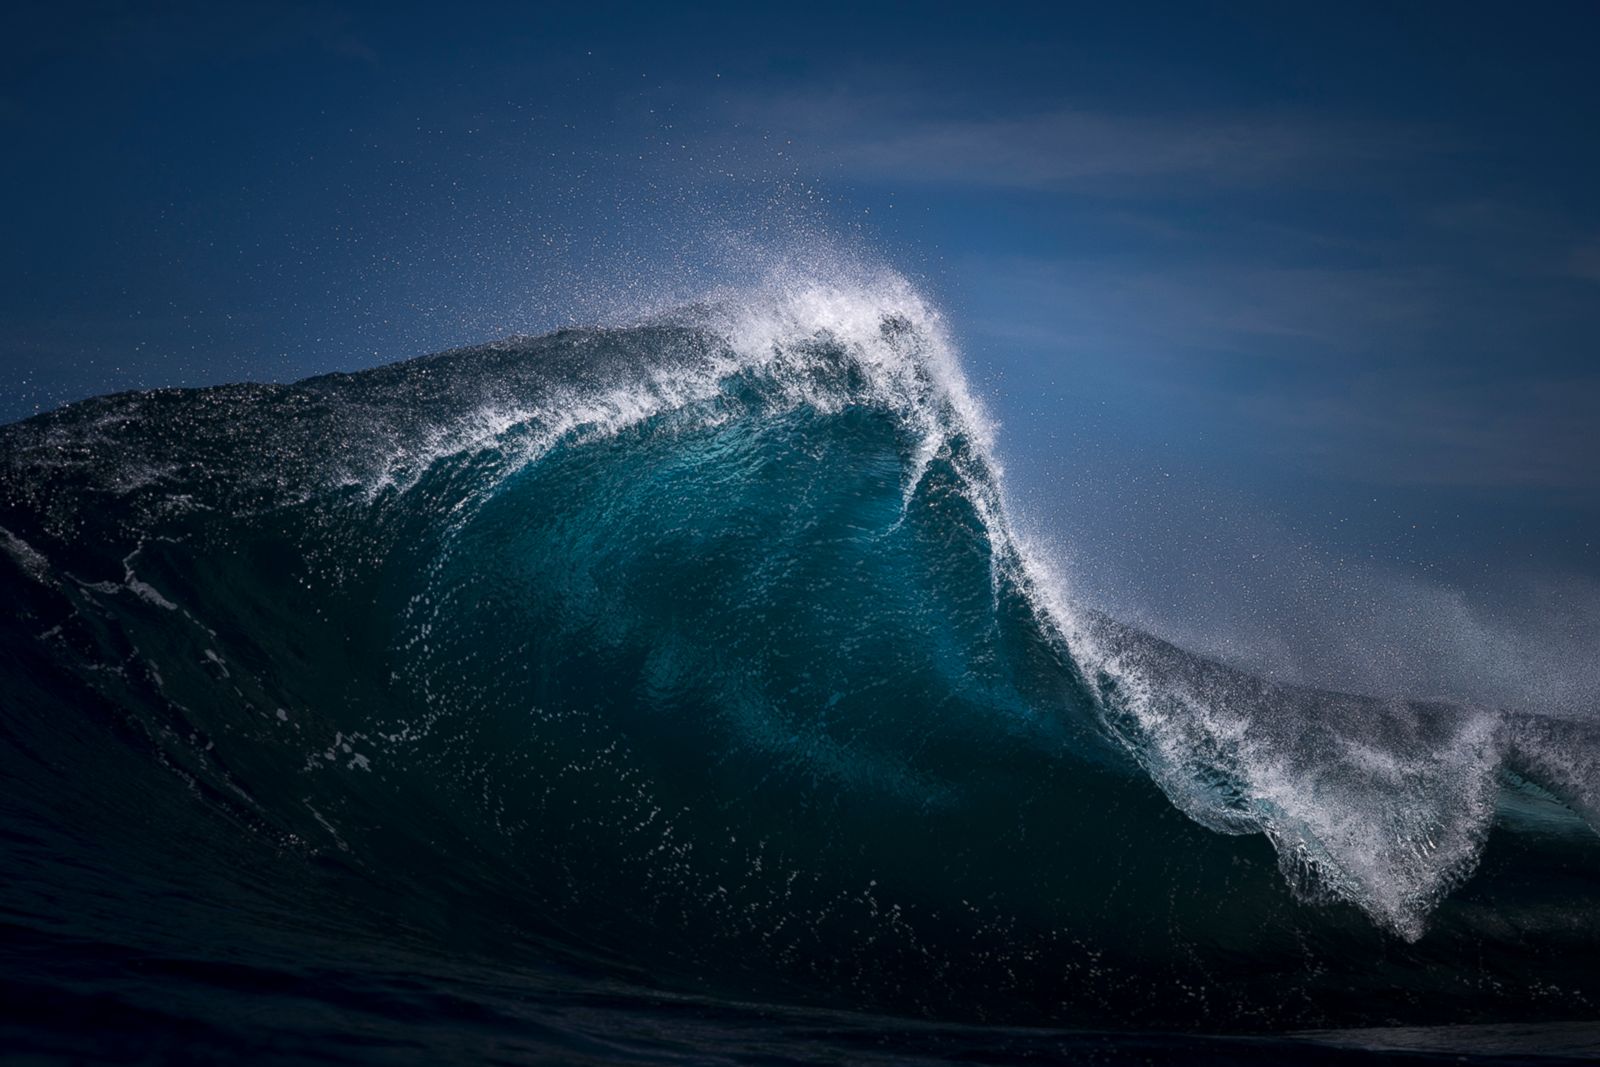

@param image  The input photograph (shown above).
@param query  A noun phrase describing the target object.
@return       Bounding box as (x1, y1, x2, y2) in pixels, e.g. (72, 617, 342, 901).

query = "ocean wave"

(2, 269, 1597, 1030)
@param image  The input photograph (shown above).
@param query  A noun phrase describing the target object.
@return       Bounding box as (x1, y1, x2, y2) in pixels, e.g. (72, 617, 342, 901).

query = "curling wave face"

(2, 270, 1598, 1034)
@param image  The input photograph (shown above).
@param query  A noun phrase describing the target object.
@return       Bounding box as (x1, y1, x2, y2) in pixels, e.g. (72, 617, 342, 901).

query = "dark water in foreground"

(3, 281, 1598, 1062)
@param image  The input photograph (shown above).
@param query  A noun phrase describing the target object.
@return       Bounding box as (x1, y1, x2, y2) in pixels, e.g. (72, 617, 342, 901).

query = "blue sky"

(4, 1, 1598, 705)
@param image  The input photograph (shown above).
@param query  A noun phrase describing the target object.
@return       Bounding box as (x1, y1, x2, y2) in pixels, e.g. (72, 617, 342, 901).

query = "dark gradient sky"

(4, 1, 1598, 706)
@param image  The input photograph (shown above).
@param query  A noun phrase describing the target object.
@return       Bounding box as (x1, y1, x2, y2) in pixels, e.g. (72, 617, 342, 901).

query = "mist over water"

(1028, 474, 1600, 719)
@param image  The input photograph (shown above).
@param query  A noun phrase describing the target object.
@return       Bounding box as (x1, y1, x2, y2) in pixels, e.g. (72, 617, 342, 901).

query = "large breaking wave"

(2, 269, 1598, 1034)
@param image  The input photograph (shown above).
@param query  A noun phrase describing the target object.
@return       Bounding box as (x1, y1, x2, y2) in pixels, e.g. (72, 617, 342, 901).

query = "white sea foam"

(346, 261, 993, 524)
(0, 525, 53, 585)
(611, 265, 1591, 939)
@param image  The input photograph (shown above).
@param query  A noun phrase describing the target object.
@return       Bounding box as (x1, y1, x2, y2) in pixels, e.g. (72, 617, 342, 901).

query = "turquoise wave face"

(2, 287, 1598, 1032)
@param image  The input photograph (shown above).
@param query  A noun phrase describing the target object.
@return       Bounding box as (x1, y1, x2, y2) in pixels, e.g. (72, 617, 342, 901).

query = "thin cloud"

(965, 255, 1442, 359)
(737, 91, 1446, 190)
(1571, 244, 1600, 283)
(1240, 374, 1600, 492)
(963, 255, 1600, 493)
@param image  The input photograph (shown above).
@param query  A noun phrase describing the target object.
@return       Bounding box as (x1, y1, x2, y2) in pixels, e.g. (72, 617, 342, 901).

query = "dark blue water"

(3, 280, 1598, 1063)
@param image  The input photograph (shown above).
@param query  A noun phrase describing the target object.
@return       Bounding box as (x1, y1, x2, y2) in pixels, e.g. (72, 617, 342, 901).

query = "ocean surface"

(2, 274, 1598, 1064)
